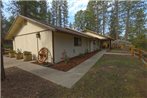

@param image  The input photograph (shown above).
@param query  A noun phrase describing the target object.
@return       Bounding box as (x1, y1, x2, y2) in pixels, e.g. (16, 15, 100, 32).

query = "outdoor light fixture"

(36, 32, 40, 39)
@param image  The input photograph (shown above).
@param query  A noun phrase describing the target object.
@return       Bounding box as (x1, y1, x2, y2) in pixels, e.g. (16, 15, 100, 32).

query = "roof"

(82, 30, 113, 40)
(83, 32, 107, 40)
(5, 15, 111, 40)
(112, 39, 132, 44)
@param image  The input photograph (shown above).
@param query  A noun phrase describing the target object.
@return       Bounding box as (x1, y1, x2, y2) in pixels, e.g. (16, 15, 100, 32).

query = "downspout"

(52, 31, 55, 63)
(12, 37, 16, 51)
(36, 33, 40, 55)
(37, 37, 39, 52)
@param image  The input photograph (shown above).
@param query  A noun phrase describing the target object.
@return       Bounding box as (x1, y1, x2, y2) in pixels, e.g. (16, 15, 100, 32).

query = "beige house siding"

(91, 39, 100, 52)
(13, 21, 53, 63)
(54, 32, 93, 63)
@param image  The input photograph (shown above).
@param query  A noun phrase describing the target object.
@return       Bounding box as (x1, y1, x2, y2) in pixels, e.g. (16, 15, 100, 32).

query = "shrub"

(85, 49, 88, 54)
(23, 51, 31, 55)
(16, 49, 22, 54)
(9, 50, 15, 53)
(9, 50, 16, 58)
(79, 53, 84, 56)
(61, 50, 69, 64)
(15, 49, 23, 59)
(132, 34, 147, 51)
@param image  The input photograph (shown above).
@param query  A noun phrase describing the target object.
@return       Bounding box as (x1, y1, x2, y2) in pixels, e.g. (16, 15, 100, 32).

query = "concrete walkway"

(4, 50, 106, 88)
(105, 52, 131, 56)
(4, 56, 25, 68)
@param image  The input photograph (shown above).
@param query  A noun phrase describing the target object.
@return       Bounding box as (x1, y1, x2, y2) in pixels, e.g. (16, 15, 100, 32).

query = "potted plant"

(23, 51, 32, 61)
(15, 49, 23, 60)
(9, 50, 15, 58)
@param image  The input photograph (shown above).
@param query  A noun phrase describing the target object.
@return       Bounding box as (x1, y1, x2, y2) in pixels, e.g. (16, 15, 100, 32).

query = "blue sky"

(3, 0, 89, 24)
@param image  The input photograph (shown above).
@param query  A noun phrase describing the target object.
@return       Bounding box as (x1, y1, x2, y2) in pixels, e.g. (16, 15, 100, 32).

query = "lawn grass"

(2, 54, 147, 98)
(58, 54, 146, 98)
(108, 48, 129, 53)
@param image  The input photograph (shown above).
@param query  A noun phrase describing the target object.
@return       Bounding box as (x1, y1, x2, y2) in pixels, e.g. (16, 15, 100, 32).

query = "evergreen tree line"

(74, 1, 147, 40)
(1, 0, 68, 36)
(1, 0, 147, 50)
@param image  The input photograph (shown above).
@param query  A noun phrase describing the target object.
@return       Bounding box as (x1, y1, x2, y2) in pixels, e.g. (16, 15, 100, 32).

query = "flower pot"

(15, 53, 23, 60)
(9, 52, 15, 58)
(23, 54, 32, 61)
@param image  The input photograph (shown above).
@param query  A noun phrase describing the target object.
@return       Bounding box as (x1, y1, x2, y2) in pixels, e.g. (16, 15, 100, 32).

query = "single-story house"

(5, 15, 112, 63)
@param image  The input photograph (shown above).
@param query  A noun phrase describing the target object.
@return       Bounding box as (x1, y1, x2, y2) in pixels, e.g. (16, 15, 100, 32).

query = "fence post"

(131, 48, 134, 56)
(138, 49, 142, 60)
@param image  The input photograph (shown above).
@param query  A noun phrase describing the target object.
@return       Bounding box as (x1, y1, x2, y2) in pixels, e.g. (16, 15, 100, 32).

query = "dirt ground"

(32, 50, 98, 71)
(1, 67, 66, 98)
(51, 50, 98, 71)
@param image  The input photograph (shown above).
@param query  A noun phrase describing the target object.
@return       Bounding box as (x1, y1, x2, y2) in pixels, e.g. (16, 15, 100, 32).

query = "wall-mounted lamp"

(36, 32, 40, 39)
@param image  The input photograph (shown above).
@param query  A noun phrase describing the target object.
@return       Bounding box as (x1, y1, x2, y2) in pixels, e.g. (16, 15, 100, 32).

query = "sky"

(3, 0, 89, 24)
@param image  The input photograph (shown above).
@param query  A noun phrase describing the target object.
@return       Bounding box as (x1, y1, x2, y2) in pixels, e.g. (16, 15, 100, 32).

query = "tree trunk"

(115, 0, 119, 40)
(102, 1, 106, 35)
(1, 43, 5, 81)
(125, 2, 130, 40)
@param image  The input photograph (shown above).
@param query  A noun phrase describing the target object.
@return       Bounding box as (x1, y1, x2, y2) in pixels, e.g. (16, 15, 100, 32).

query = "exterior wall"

(54, 32, 97, 63)
(89, 39, 100, 52)
(13, 21, 53, 63)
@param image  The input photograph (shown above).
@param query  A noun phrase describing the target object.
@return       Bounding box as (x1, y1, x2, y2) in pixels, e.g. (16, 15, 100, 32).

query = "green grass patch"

(109, 49, 129, 53)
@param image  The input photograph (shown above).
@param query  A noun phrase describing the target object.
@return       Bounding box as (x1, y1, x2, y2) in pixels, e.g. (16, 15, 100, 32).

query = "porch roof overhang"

(83, 32, 107, 40)
(55, 28, 94, 39)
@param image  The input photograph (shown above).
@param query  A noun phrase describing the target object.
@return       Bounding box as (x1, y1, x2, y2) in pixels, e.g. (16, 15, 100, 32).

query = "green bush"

(131, 34, 147, 51)
(9, 50, 15, 53)
(16, 49, 22, 54)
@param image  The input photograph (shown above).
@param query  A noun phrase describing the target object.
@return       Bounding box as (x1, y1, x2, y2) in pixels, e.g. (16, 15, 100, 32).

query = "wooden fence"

(130, 47, 147, 64)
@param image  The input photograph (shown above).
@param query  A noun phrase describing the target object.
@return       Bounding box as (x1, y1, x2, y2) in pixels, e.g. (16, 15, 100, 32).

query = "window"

(74, 37, 82, 46)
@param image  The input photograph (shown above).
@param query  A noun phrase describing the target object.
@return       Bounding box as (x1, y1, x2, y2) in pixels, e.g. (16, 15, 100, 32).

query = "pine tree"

(134, 9, 146, 35)
(86, 1, 97, 32)
(124, 1, 131, 40)
(74, 0, 109, 34)
(8, 0, 50, 22)
(62, 0, 68, 27)
(74, 10, 85, 30)
(101, 1, 108, 35)
(109, 7, 116, 39)
(37, 0, 48, 21)
(51, 0, 68, 27)
(8, 1, 37, 18)
(115, 0, 119, 40)
(74, 1, 98, 32)
(69, 22, 72, 28)
(51, 0, 57, 25)
(109, 0, 120, 39)
(58, 1, 62, 27)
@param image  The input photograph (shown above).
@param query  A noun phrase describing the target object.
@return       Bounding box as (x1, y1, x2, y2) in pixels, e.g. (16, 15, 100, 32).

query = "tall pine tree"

(51, 0, 68, 27)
